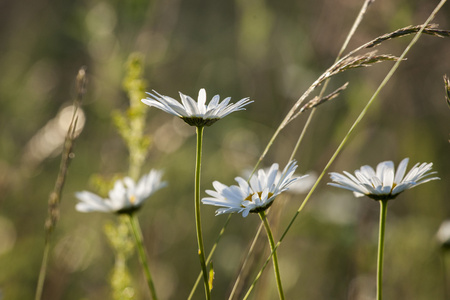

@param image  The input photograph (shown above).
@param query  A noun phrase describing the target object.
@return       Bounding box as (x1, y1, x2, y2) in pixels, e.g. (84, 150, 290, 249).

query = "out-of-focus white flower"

(141, 88, 252, 127)
(328, 158, 439, 201)
(288, 172, 316, 194)
(437, 220, 450, 249)
(75, 170, 167, 214)
(202, 160, 306, 217)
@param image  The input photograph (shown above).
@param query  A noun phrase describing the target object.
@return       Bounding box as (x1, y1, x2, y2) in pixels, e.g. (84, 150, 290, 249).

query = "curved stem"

(195, 126, 211, 299)
(377, 200, 388, 300)
(128, 214, 158, 300)
(259, 211, 285, 300)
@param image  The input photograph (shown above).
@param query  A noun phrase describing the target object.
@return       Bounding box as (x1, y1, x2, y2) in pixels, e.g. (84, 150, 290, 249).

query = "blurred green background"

(1, 0, 449, 299)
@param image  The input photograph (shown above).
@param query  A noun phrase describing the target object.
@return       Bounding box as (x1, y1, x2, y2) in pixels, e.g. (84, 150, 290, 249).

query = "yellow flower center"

(242, 191, 276, 213)
(129, 195, 136, 204)
(244, 191, 274, 202)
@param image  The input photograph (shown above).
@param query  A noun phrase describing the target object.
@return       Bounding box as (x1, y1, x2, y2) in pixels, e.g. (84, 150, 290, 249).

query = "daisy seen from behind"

(141, 88, 253, 127)
(75, 169, 167, 214)
(202, 160, 304, 217)
(328, 157, 439, 201)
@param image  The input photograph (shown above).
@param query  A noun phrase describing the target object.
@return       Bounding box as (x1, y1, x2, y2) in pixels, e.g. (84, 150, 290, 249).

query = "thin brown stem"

(35, 67, 87, 300)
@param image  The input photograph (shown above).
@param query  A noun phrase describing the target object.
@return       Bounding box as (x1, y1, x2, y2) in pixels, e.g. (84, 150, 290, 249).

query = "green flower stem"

(377, 199, 388, 300)
(259, 211, 285, 300)
(188, 215, 231, 300)
(195, 126, 211, 299)
(128, 213, 158, 300)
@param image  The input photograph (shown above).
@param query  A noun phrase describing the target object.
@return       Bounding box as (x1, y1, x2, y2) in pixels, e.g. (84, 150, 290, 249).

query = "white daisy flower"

(141, 88, 252, 127)
(328, 158, 439, 201)
(202, 160, 306, 217)
(75, 169, 167, 214)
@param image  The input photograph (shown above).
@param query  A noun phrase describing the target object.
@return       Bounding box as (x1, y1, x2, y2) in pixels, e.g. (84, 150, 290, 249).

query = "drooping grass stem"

(289, 0, 373, 162)
(128, 213, 158, 300)
(195, 126, 211, 299)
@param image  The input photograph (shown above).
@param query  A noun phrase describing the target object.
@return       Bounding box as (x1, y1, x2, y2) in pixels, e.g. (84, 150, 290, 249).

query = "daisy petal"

(394, 157, 409, 184)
